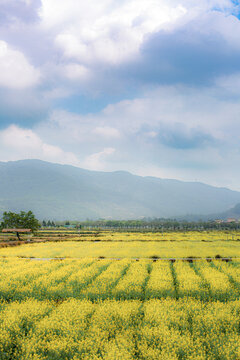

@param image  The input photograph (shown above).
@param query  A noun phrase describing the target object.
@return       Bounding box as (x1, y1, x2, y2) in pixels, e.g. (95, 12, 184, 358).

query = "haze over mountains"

(0, 160, 240, 221)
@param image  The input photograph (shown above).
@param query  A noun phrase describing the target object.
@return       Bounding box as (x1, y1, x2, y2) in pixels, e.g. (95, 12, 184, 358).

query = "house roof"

(2, 229, 32, 233)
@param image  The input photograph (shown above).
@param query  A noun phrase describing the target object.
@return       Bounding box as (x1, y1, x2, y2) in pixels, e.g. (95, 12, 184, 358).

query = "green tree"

(1, 211, 40, 232)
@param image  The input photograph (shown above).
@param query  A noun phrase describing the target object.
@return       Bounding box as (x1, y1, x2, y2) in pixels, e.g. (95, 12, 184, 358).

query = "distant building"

(227, 218, 237, 223)
(215, 219, 224, 224)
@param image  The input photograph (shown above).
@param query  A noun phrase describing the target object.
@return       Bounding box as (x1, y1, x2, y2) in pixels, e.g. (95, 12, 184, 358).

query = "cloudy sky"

(0, 0, 240, 190)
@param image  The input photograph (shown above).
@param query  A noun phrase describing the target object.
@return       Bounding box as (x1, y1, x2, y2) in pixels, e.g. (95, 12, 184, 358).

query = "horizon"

(0, 1, 240, 190)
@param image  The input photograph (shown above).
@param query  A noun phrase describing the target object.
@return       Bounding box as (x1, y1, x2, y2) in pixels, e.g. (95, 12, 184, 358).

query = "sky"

(0, 0, 240, 190)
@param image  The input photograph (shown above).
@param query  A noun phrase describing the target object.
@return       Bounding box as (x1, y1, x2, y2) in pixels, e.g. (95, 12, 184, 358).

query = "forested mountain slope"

(0, 159, 239, 220)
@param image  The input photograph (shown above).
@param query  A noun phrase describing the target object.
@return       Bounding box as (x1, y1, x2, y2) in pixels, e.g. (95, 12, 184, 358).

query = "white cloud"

(38, 0, 239, 70)
(45, 84, 240, 144)
(43, 87, 73, 100)
(23, 0, 32, 5)
(0, 41, 40, 89)
(84, 147, 115, 170)
(38, 84, 240, 149)
(215, 72, 240, 94)
(34, 81, 240, 190)
(0, 125, 79, 165)
(93, 126, 120, 138)
(40, 0, 186, 65)
(64, 63, 91, 81)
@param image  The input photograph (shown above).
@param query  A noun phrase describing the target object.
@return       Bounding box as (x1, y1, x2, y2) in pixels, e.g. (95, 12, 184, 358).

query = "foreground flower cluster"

(0, 297, 239, 359)
(0, 258, 239, 359)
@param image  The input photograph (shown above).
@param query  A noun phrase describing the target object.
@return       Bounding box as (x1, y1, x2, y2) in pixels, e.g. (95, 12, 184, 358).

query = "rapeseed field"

(0, 239, 239, 258)
(0, 257, 239, 359)
(0, 232, 239, 359)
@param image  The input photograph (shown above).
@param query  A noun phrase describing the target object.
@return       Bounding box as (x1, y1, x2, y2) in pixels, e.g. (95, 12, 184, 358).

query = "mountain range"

(0, 159, 239, 221)
(214, 203, 240, 221)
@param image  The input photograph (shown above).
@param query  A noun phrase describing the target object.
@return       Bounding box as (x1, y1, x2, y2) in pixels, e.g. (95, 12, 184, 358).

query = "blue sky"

(0, 0, 240, 190)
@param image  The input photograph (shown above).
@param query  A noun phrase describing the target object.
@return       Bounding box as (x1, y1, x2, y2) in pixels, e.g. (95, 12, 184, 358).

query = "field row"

(35, 230, 240, 242)
(2, 230, 239, 243)
(0, 259, 239, 302)
(0, 240, 240, 258)
(0, 298, 239, 359)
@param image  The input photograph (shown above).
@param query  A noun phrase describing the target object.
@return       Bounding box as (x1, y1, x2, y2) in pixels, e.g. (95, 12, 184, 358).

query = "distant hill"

(214, 203, 240, 221)
(0, 159, 240, 220)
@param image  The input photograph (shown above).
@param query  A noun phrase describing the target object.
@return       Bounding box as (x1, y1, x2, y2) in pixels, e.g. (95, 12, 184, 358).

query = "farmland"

(0, 239, 240, 259)
(0, 258, 239, 301)
(1, 230, 240, 259)
(0, 231, 239, 359)
(2, 230, 240, 243)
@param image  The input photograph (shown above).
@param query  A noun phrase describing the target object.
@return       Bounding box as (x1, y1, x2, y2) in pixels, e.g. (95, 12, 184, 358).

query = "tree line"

(1, 211, 240, 232)
(76, 219, 240, 231)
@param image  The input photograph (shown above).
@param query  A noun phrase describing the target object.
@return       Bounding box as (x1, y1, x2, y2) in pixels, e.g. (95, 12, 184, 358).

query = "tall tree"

(1, 211, 40, 232)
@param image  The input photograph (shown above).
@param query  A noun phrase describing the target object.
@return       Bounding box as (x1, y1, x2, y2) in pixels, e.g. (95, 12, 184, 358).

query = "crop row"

(0, 298, 239, 359)
(1, 240, 240, 258)
(22, 230, 240, 242)
(0, 259, 239, 302)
